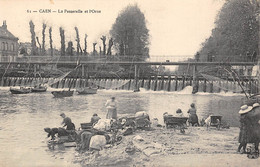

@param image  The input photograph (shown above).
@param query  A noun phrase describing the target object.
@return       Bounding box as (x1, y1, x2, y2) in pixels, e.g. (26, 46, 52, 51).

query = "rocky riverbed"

(72, 126, 259, 167)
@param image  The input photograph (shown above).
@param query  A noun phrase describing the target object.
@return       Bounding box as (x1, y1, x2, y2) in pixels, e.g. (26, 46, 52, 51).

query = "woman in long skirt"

(105, 97, 118, 120)
(187, 103, 199, 126)
(238, 105, 252, 153)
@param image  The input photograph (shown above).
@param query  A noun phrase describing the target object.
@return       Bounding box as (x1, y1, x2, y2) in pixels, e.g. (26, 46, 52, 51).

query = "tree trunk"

(36, 37, 41, 55)
(84, 34, 87, 55)
(101, 36, 106, 55)
(93, 43, 97, 56)
(75, 27, 81, 56)
(49, 27, 53, 57)
(42, 23, 46, 55)
(59, 27, 66, 56)
(107, 38, 113, 55)
(29, 20, 37, 55)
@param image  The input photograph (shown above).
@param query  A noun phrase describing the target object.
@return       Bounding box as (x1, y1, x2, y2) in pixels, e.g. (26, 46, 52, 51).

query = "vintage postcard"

(0, 0, 260, 166)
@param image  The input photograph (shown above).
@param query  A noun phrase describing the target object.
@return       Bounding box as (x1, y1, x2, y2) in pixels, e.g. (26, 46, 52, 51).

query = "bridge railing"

(0, 55, 257, 63)
(0, 55, 150, 63)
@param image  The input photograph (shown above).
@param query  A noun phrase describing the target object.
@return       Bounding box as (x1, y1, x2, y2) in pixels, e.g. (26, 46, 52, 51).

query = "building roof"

(0, 21, 18, 40)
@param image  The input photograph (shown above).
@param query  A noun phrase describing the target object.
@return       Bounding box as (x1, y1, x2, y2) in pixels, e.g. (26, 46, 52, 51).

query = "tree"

(84, 34, 88, 55)
(93, 43, 97, 55)
(75, 27, 82, 56)
(198, 0, 259, 62)
(107, 38, 113, 55)
(99, 46, 102, 56)
(49, 27, 53, 56)
(42, 23, 46, 55)
(110, 4, 150, 60)
(100, 36, 106, 55)
(59, 27, 66, 56)
(66, 41, 74, 56)
(36, 36, 41, 55)
(29, 20, 37, 55)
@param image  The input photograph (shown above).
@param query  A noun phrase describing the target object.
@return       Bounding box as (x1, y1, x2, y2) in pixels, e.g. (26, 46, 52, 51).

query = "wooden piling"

(154, 76, 158, 91)
(141, 79, 145, 88)
(257, 79, 259, 94)
(13, 78, 17, 86)
(134, 65, 140, 91)
(175, 76, 178, 91)
(148, 77, 151, 90)
(182, 76, 185, 89)
(128, 80, 131, 90)
(167, 76, 171, 91)
(82, 65, 85, 78)
(161, 76, 165, 90)
(203, 79, 207, 92)
(34, 64, 37, 77)
(192, 65, 198, 94)
(189, 76, 192, 86)
(209, 82, 213, 93)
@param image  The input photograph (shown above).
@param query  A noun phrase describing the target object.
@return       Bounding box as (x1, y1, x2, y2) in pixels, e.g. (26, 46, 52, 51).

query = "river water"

(0, 86, 244, 167)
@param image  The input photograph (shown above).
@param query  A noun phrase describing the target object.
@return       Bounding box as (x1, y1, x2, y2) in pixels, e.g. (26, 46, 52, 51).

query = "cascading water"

(0, 76, 257, 94)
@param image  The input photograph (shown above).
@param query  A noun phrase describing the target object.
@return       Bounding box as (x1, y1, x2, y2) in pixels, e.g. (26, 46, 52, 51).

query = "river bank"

(0, 89, 245, 166)
(73, 127, 259, 167)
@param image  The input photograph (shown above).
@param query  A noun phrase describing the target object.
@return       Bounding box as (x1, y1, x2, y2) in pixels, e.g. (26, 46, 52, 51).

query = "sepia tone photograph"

(0, 0, 260, 166)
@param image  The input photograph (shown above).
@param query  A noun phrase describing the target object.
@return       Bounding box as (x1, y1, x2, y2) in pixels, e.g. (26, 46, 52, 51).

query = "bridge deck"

(0, 61, 256, 66)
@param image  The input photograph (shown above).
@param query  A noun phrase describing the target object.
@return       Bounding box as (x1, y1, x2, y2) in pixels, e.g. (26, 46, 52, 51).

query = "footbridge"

(0, 55, 257, 66)
(0, 55, 258, 94)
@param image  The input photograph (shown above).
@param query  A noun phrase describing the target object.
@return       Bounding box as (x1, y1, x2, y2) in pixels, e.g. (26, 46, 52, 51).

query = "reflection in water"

(0, 88, 243, 166)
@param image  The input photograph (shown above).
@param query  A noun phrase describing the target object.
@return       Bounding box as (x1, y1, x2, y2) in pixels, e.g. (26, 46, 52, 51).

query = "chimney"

(2, 20, 7, 29)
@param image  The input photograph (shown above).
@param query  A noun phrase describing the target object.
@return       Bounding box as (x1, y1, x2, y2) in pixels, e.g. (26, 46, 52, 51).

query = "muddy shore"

(73, 126, 259, 167)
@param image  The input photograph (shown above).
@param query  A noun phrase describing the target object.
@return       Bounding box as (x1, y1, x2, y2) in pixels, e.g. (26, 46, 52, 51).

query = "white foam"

(196, 91, 245, 97)
(0, 85, 247, 97)
(97, 89, 132, 93)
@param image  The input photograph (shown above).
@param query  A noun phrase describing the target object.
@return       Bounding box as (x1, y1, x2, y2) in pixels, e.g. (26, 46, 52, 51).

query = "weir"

(0, 59, 258, 94)
(0, 76, 258, 94)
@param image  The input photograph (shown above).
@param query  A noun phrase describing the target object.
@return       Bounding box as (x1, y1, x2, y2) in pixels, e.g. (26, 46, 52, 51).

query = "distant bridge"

(0, 55, 257, 66)
(0, 61, 257, 66)
(0, 55, 258, 94)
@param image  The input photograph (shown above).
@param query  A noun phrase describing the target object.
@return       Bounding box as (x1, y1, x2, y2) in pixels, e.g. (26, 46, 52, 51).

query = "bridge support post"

(127, 79, 131, 90)
(34, 64, 37, 77)
(39, 64, 41, 73)
(141, 79, 144, 88)
(182, 76, 185, 89)
(154, 76, 158, 91)
(134, 65, 140, 92)
(161, 76, 165, 90)
(257, 80, 259, 95)
(82, 65, 85, 78)
(167, 76, 171, 91)
(174, 76, 178, 91)
(203, 79, 207, 92)
(209, 82, 213, 93)
(192, 65, 198, 94)
(85, 66, 89, 79)
(148, 77, 151, 90)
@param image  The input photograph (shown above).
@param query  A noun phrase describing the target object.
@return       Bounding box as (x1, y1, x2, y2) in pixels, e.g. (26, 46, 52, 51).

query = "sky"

(0, 0, 224, 61)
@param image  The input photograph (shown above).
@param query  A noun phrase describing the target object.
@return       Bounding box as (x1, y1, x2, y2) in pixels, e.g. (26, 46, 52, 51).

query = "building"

(0, 20, 19, 62)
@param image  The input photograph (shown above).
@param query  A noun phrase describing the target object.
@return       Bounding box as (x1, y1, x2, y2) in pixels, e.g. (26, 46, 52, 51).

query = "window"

(1, 42, 4, 51)
(11, 43, 14, 51)
(6, 43, 8, 51)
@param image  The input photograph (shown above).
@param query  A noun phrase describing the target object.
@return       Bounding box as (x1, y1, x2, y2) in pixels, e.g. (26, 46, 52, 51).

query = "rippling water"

(0, 86, 244, 166)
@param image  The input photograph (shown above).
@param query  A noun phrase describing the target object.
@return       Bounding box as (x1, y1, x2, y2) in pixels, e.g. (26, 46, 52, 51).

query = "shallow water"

(0, 87, 244, 166)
